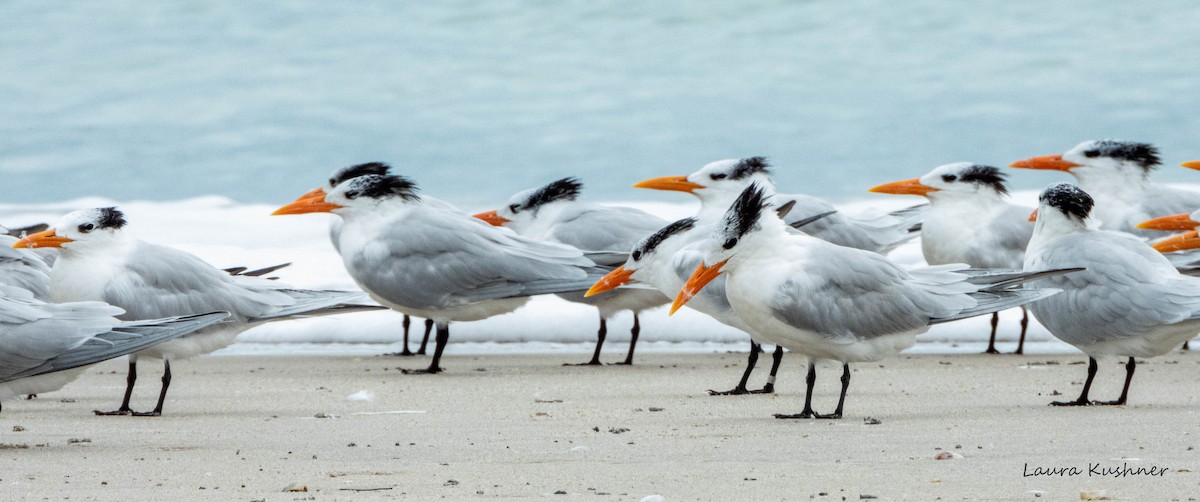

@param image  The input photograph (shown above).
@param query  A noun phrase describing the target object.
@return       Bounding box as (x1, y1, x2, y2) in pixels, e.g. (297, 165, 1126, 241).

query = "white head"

(13, 207, 128, 254)
(670, 183, 776, 314)
(1030, 183, 1094, 236)
(584, 217, 698, 297)
(1012, 140, 1161, 186)
(634, 157, 776, 218)
(474, 177, 583, 229)
(870, 162, 1010, 202)
(273, 174, 422, 218)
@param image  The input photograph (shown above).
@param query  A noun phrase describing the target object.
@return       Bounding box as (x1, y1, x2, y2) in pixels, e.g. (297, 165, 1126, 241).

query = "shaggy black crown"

(634, 217, 697, 261)
(344, 174, 421, 201)
(520, 177, 583, 210)
(1039, 183, 1094, 220)
(330, 162, 391, 188)
(1082, 140, 1160, 171)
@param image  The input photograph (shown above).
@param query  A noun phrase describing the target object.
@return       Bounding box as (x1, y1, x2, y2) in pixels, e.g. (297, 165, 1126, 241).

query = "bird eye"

(508, 204, 520, 214)
(631, 250, 643, 261)
(328, 178, 336, 186)
(710, 173, 728, 181)
(1084, 150, 1099, 158)
(77, 223, 95, 233)
(722, 237, 738, 250)
(941, 174, 957, 182)
(345, 190, 359, 199)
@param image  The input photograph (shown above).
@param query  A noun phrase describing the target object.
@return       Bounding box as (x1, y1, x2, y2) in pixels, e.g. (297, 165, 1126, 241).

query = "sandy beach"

(1, 350, 1197, 501)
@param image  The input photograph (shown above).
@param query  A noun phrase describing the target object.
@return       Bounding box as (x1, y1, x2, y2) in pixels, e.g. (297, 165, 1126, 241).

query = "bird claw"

(94, 408, 133, 416)
(1049, 399, 1092, 407)
(564, 360, 602, 367)
(131, 410, 163, 417)
(401, 367, 443, 375)
(773, 411, 815, 420)
(707, 387, 750, 396)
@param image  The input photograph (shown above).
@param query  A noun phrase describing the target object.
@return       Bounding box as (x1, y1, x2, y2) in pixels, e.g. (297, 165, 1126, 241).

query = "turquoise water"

(3, 1, 1199, 207)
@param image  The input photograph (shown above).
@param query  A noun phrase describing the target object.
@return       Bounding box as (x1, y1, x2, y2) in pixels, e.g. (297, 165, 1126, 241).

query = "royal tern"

(1024, 183, 1200, 405)
(14, 207, 380, 416)
(303, 162, 436, 356)
(870, 163, 1034, 354)
(1011, 140, 1200, 238)
(633, 157, 925, 254)
(274, 173, 610, 374)
(474, 177, 670, 365)
(586, 217, 786, 394)
(1, 285, 229, 412)
(672, 184, 1068, 419)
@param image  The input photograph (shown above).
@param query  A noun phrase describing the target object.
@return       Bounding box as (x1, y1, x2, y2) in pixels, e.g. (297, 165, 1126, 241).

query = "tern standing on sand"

(15, 207, 379, 416)
(475, 177, 670, 365)
(870, 163, 1034, 354)
(1025, 183, 1200, 406)
(672, 184, 1068, 419)
(274, 173, 610, 374)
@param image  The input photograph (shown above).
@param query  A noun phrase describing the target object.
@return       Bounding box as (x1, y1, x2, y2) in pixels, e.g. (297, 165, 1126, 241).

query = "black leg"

(567, 316, 606, 366)
(709, 341, 760, 395)
(133, 359, 171, 417)
(760, 345, 784, 394)
(1184, 341, 1191, 351)
(95, 360, 138, 416)
(404, 322, 450, 374)
(24, 394, 36, 400)
(400, 315, 414, 356)
(814, 363, 850, 419)
(776, 361, 818, 419)
(617, 314, 641, 365)
(1051, 357, 1098, 406)
(984, 312, 1000, 354)
(1014, 307, 1029, 355)
(417, 319, 433, 355)
(1096, 357, 1136, 406)
(383, 315, 416, 356)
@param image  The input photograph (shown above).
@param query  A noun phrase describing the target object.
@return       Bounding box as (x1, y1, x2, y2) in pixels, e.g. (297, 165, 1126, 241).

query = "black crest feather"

(957, 164, 1009, 195)
(522, 177, 583, 209)
(331, 162, 391, 187)
(1086, 140, 1161, 171)
(730, 157, 771, 180)
(637, 217, 697, 258)
(1039, 183, 1093, 220)
(727, 183, 770, 239)
(96, 207, 127, 230)
(347, 174, 421, 201)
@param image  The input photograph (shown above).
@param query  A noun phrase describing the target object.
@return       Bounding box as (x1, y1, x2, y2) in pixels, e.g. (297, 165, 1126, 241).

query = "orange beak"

(272, 191, 343, 215)
(670, 259, 729, 315)
(868, 178, 937, 197)
(1010, 154, 1081, 172)
(472, 210, 510, 226)
(584, 266, 635, 297)
(1152, 230, 1200, 253)
(632, 175, 705, 193)
(1182, 161, 1200, 171)
(1137, 213, 1199, 231)
(12, 228, 73, 249)
(1028, 209, 1038, 222)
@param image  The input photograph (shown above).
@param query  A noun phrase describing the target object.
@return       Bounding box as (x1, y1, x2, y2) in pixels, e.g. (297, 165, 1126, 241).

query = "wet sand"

(1, 350, 1197, 500)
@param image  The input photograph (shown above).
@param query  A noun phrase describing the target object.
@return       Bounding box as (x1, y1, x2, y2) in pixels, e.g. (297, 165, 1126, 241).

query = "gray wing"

(104, 242, 321, 323)
(776, 194, 919, 253)
(3, 312, 229, 382)
(546, 205, 668, 253)
(346, 207, 600, 309)
(0, 234, 52, 300)
(0, 288, 124, 380)
(1027, 230, 1200, 343)
(1122, 185, 1200, 237)
(966, 204, 1033, 268)
(768, 245, 975, 342)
